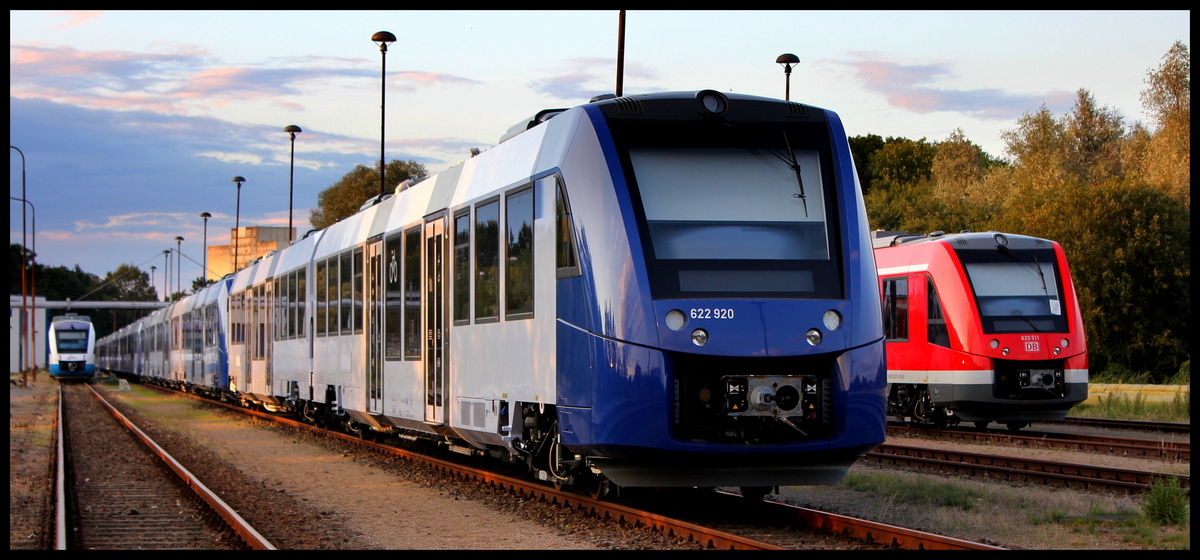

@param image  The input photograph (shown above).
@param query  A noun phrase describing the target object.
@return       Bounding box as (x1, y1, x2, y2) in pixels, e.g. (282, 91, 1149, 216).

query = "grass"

(824, 468, 1191, 549)
(1070, 391, 1191, 423)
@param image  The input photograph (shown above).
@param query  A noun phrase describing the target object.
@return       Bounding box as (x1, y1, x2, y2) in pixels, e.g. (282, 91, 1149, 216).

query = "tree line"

(11, 42, 1186, 382)
(854, 41, 1189, 383)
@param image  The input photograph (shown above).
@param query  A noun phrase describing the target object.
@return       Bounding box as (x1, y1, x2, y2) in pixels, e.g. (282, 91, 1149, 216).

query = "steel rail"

(889, 425, 1190, 461)
(1051, 417, 1190, 434)
(710, 491, 1005, 550)
(86, 385, 276, 550)
(148, 384, 1006, 550)
(867, 443, 1189, 494)
(54, 385, 67, 550)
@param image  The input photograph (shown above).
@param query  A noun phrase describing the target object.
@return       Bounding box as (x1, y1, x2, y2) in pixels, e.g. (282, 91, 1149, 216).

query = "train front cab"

(550, 92, 887, 488)
(48, 314, 96, 380)
(875, 232, 1088, 428)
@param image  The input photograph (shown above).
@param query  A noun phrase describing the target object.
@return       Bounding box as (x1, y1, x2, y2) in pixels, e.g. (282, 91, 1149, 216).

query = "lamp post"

(11, 145, 30, 384)
(232, 176, 245, 273)
(372, 31, 396, 198)
(175, 236, 185, 296)
(200, 212, 211, 282)
(163, 250, 171, 302)
(10, 194, 37, 382)
(284, 125, 301, 244)
(151, 265, 157, 300)
(776, 53, 799, 101)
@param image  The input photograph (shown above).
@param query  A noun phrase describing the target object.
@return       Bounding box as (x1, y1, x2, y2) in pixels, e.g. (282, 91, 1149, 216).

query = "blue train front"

(48, 314, 97, 381)
(549, 91, 887, 488)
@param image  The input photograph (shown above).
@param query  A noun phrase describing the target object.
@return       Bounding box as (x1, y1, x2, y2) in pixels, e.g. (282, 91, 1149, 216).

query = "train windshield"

(55, 330, 89, 352)
(614, 120, 842, 299)
(957, 248, 1067, 334)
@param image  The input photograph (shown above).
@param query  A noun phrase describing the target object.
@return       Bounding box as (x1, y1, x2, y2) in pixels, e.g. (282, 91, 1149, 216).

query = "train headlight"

(1060, 338, 1069, 348)
(806, 328, 822, 346)
(665, 309, 686, 331)
(1001, 347, 1010, 356)
(691, 328, 709, 346)
(990, 339, 1000, 349)
(822, 310, 842, 331)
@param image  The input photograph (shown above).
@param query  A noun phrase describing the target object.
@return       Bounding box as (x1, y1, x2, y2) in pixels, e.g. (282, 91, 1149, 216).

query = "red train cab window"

(882, 277, 908, 341)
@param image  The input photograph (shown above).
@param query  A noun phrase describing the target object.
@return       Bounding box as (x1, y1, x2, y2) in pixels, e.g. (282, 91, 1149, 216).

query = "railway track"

(1049, 417, 1190, 435)
(55, 383, 273, 550)
(137, 382, 1002, 550)
(865, 442, 1189, 494)
(888, 424, 1190, 461)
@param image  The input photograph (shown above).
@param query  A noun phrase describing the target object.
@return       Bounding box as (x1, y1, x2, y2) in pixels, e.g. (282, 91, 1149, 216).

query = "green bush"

(1142, 477, 1189, 525)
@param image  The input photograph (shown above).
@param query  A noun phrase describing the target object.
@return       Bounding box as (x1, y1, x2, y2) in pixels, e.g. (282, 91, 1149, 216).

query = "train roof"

(500, 90, 832, 145)
(871, 230, 1055, 251)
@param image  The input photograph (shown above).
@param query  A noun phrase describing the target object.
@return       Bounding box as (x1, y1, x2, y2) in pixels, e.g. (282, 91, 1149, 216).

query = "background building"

(10, 294, 47, 375)
(207, 226, 294, 280)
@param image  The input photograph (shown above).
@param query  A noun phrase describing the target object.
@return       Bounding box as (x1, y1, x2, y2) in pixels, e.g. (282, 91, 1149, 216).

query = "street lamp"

(151, 265, 157, 300)
(284, 125, 302, 244)
(372, 31, 396, 198)
(776, 53, 800, 101)
(175, 236, 185, 296)
(11, 145, 31, 384)
(232, 176, 245, 273)
(163, 250, 171, 302)
(200, 212, 211, 282)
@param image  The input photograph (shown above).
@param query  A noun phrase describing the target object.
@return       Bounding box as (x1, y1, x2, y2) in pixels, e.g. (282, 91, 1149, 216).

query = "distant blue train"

(48, 313, 96, 381)
(98, 90, 887, 496)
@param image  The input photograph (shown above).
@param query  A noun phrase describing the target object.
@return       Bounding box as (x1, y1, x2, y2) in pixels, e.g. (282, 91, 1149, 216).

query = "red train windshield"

(956, 247, 1067, 334)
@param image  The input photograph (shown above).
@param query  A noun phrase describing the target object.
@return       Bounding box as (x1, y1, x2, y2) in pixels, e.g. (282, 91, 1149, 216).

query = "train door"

(264, 280, 274, 393)
(424, 214, 446, 424)
(366, 237, 384, 414)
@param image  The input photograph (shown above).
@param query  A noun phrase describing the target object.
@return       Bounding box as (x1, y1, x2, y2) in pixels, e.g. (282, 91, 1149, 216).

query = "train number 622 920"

(690, 308, 734, 319)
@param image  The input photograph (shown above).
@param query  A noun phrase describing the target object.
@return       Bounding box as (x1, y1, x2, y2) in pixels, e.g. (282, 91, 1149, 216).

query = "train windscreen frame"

(956, 247, 1068, 334)
(610, 118, 844, 300)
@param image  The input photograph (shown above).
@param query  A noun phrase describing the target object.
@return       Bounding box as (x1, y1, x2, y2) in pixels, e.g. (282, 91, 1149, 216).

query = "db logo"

(1024, 341, 1040, 352)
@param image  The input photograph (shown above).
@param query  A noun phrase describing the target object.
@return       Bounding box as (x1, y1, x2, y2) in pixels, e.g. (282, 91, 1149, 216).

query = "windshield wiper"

(997, 245, 1049, 297)
(769, 131, 808, 217)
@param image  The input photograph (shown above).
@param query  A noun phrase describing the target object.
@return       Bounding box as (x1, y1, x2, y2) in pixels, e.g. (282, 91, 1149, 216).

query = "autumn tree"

(1063, 89, 1126, 185)
(1129, 41, 1190, 207)
(1001, 105, 1069, 194)
(310, 159, 428, 230)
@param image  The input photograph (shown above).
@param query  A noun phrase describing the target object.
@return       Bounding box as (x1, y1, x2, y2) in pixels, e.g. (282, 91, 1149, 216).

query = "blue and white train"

(48, 313, 96, 380)
(99, 90, 887, 494)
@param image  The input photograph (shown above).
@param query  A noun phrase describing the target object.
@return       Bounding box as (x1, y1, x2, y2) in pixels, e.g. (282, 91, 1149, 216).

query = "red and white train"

(872, 231, 1088, 430)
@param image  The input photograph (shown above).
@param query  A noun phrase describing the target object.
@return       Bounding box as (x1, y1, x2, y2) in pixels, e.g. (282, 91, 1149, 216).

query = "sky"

(9, 10, 1189, 297)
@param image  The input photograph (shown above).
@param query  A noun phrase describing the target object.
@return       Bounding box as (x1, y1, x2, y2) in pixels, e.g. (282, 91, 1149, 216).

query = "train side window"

(385, 233, 403, 359)
(339, 253, 351, 335)
(505, 185, 535, 319)
(474, 198, 500, 323)
(882, 277, 908, 341)
(288, 270, 298, 338)
(403, 227, 422, 360)
(296, 269, 305, 338)
(353, 248, 364, 333)
(271, 279, 279, 345)
(927, 276, 951, 348)
(553, 176, 581, 278)
(452, 209, 471, 325)
(316, 261, 327, 336)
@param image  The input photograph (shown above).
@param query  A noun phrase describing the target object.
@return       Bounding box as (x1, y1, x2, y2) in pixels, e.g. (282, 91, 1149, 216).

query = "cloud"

(833, 53, 1075, 120)
(527, 57, 659, 101)
(10, 44, 479, 115)
(50, 10, 104, 28)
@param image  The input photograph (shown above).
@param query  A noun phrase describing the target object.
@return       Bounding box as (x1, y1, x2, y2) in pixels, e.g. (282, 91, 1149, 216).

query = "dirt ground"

(11, 373, 1189, 550)
(9, 374, 692, 550)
